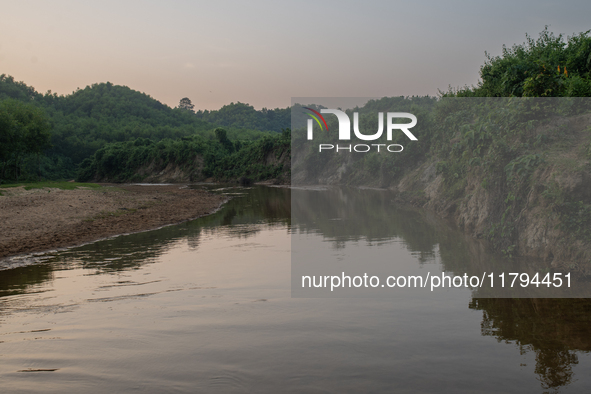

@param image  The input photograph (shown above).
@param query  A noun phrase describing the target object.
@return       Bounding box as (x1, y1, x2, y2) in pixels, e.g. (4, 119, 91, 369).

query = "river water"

(0, 185, 590, 393)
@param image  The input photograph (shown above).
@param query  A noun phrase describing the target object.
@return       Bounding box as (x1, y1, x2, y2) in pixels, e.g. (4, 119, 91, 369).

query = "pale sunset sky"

(1, 0, 589, 110)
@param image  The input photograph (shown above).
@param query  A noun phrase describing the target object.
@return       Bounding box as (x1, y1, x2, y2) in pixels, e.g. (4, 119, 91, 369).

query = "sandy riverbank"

(0, 184, 226, 260)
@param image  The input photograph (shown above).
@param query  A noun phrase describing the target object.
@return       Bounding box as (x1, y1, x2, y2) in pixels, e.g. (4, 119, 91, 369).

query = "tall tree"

(0, 99, 51, 181)
(178, 97, 195, 111)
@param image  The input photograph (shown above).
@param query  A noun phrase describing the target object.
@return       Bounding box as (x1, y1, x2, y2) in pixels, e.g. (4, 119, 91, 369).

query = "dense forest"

(1, 28, 590, 187)
(444, 27, 591, 97)
(0, 99, 52, 181)
(293, 28, 591, 191)
(290, 28, 591, 266)
(194, 102, 290, 132)
(76, 127, 290, 183)
(0, 76, 286, 182)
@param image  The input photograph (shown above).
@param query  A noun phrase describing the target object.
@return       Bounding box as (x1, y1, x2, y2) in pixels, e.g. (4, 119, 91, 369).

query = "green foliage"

(178, 97, 195, 112)
(0, 74, 40, 102)
(522, 62, 566, 97)
(0, 98, 52, 182)
(214, 127, 235, 153)
(504, 153, 544, 181)
(452, 28, 591, 98)
(0, 77, 215, 179)
(0, 77, 278, 180)
(206, 129, 290, 181)
(542, 183, 591, 243)
(42, 82, 214, 166)
(77, 135, 209, 182)
(565, 75, 591, 97)
(195, 102, 290, 132)
(556, 201, 591, 242)
(76, 128, 290, 183)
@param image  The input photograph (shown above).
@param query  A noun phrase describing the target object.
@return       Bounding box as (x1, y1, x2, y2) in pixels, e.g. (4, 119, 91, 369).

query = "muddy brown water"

(0, 185, 589, 393)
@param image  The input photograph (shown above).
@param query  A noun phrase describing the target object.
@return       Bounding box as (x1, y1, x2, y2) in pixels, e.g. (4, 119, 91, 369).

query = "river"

(0, 185, 589, 393)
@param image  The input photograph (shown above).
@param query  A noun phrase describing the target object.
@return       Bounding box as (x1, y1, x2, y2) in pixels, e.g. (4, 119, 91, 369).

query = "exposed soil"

(0, 184, 227, 260)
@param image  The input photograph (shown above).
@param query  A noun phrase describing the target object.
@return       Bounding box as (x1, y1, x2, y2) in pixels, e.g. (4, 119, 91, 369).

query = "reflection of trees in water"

(292, 188, 547, 278)
(187, 229, 202, 250)
(52, 229, 177, 273)
(470, 298, 591, 391)
(4, 186, 589, 392)
(292, 187, 512, 270)
(222, 207, 238, 226)
(184, 186, 291, 244)
(295, 186, 591, 391)
(0, 186, 292, 292)
(0, 263, 54, 298)
(213, 186, 291, 225)
(0, 264, 55, 320)
(292, 188, 442, 264)
(535, 348, 578, 391)
(52, 186, 292, 271)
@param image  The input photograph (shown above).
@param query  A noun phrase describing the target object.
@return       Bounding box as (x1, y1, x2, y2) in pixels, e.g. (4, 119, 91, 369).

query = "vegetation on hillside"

(0, 99, 51, 182)
(0, 76, 276, 182)
(444, 27, 591, 97)
(433, 28, 591, 256)
(1, 27, 590, 202)
(76, 127, 290, 183)
(292, 29, 591, 262)
(194, 102, 290, 132)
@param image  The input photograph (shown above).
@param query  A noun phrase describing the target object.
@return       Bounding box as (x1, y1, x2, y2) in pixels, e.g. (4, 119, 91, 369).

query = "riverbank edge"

(0, 184, 229, 262)
(386, 158, 591, 274)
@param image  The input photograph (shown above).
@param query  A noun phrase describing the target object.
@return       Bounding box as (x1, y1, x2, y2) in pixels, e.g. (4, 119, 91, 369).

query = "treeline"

(0, 99, 51, 181)
(194, 102, 290, 132)
(294, 28, 591, 187)
(294, 99, 591, 257)
(2, 28, 590, 186)
(77, 127, 290, 183)
(445, 27, 591, 97)
(0, 76, 274, 182)
(292, 29, 591, 259)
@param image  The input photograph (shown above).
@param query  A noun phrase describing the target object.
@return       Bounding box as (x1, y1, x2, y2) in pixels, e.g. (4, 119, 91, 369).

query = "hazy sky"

(1, 0, 590, 110)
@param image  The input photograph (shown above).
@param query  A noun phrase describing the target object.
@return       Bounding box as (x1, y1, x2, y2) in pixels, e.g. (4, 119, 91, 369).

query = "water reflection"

(1, 186, 290, 274)
(0, 185, 290, 308)
(292, 187, 441, 263)
(292, 187, 573, 298)
(293, 186, 591, 390)
(0, 185, 589, 392)
(470, 298, 591, 391)
(0, 264, 54, 297)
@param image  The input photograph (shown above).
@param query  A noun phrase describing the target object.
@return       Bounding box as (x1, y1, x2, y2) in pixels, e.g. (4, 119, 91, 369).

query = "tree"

(214, 127, 234, 153)
(178, 97, 195, 112)
(473, 28, 591, 97)
(0, 99, 52, 181)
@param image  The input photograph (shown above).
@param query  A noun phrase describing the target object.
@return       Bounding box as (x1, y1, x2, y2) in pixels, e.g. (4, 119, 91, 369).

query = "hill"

(0, 76, 273, 181)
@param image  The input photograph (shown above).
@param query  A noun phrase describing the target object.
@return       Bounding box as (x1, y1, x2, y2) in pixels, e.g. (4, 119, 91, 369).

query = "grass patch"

(0, 181, 103, 191)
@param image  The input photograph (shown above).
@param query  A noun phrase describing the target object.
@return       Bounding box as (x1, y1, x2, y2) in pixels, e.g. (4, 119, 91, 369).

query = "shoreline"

(0, 184, 227, 261)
